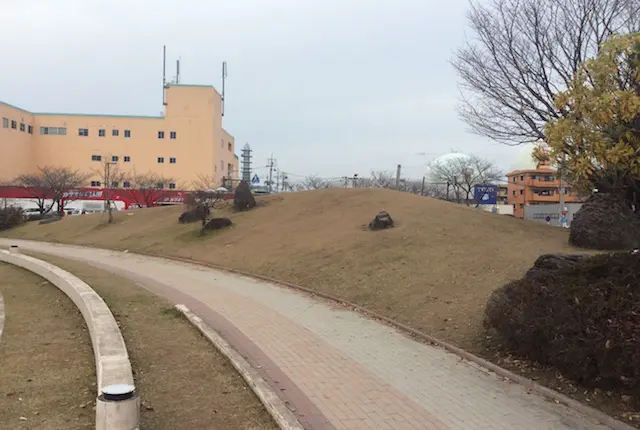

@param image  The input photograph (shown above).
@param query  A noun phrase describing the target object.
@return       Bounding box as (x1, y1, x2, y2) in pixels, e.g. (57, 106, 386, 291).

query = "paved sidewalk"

(2, 239, 616, 430)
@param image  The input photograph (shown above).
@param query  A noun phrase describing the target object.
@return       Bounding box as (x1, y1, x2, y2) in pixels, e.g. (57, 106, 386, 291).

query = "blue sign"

(474, 185, 498, 205)
(251, 174, 260, 184)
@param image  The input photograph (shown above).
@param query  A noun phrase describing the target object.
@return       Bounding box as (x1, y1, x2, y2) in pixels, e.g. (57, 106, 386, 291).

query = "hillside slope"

(4, 188, 577, 350)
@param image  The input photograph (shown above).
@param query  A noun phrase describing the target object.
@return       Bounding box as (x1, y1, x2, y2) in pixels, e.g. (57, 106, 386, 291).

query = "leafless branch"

(453, 0, 639, 145)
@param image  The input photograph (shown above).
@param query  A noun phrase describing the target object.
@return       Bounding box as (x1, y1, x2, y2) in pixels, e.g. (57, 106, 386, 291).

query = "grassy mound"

(486, 252, 640, 390)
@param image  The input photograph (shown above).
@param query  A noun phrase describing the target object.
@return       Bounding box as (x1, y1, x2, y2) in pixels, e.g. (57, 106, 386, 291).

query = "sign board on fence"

(252, 175, 260, 184)
(473, 185, 498, 205)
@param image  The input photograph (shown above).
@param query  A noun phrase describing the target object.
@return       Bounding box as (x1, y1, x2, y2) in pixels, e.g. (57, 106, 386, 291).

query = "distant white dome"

(432, 152, 470, 167)
(511, 143, 541, 171)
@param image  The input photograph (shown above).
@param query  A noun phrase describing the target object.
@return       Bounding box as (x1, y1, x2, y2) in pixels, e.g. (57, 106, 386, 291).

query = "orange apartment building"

(506, 161, 583, 218)
(0, 83, 239, 190)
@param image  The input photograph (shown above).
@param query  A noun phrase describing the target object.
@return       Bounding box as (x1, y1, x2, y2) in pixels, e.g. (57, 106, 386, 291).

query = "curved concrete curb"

(0, 294, 5, 342)
(174, 304, 304, 430)
(161, 254, 635, 430)
(0, 249, 140, 430)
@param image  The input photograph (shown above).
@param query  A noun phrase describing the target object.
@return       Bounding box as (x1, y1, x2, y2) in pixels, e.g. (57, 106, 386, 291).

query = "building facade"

(506, 161, 583, 218)
(0, 84, 239, 190)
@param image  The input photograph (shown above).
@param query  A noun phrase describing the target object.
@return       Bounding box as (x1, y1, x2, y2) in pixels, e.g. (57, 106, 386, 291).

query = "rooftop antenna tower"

(176, 58, 180, 84)
(162, 45, 167, 106)
(222, 61, 227, 116)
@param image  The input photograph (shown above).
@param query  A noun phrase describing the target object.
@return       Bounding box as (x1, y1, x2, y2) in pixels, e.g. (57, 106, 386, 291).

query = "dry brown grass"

(27, 253, 276, 430)
(3, 188, 577, 351)
(0, 264, 95, 430)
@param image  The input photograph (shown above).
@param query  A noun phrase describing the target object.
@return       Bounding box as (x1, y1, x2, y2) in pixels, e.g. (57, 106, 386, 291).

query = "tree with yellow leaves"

(545, 33, 640, 208)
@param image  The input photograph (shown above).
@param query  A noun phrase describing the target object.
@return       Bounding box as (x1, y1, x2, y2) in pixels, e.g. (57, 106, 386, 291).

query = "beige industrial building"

(0, 83, 239, 190)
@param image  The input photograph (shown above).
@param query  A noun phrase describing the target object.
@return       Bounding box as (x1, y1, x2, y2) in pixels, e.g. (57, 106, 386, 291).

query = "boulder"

(233, 180, 256, 212)
(178, 209, 201, 224)
(368, 211, 394, 230)
(203, 217, 232, 230)
(569, 193, 640, 250)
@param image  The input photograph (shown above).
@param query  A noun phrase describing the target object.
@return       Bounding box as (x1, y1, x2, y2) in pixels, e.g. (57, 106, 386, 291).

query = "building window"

(99, 129, 106, 137)
(123, 181, 131, 188)
(564, 188, 571, 195)
(112, 129, 119, 137)
(220, 160, 224, 171)
(27, 125, 33, 134)
(112, 156, 119, 162)
(519, 204, 524, 209)
(19, 123, 25, 132)
(124, 156, 131, 162)
(2, 118, 7, 128)
(158, 131, 165, 139)
(91, 155, 102, 161)
(157, 157, 164, 163)
(531, 175, 537, 180)
(111, 181, 119, 188)
(41, 127, 66, 135)
(78, 128, 89, 137)
(170, 131, 177, 139)
(519, 189, 524, 195)
(512, 190, 516, 196)
(544, 175, 554, 181)
(124, 130, 131, 138)
(512, 177, 516, 183)
(169, 183, 176, 189)
(156, 183, 164, 189)
(91, 181, 101, 187)
(520, 175, 524, 181)
(169, 157, 176, 164)
(228, 163, 233, 173)
(11, 120, 17, 129)
(214, 165, 217, 172)
(228, 142, 232, 151)
(220, 138, 224, 148)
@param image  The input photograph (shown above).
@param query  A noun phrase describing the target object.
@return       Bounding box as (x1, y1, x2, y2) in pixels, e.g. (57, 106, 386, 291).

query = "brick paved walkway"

(3, 240, 616, 430)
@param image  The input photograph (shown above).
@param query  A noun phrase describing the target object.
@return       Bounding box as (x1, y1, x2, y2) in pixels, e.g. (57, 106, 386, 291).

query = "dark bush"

(486, 252, 640, 390)
(368, 211, 394, 230)
(203, 217, 232, 230)
(233, 180, 256, 212)
(0, 206, 24, 230)
(569, 193, 640, 250)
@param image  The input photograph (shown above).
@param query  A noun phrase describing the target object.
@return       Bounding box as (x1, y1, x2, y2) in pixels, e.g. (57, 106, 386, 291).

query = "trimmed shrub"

(569, 193, 640, 250)
(486, 252, 640, 390)
(233, 181, 256, 212)
(0, 206, 25, 230)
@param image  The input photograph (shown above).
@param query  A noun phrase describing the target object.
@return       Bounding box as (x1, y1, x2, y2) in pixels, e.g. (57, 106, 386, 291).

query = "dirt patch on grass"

(29, 253, 276, 430)
(0, 264, 95, 430)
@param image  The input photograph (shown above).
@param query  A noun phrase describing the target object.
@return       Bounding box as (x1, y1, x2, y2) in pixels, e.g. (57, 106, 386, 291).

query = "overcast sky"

(0, 0, 525, 181)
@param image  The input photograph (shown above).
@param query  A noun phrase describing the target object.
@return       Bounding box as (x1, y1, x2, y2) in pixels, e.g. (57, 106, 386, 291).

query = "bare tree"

(119, 171, 175, 208)
(184, 189, 226, 235)
(41, 166, 91, 214)
(14, 172, 55, 214)
(368, 171, 396, 189)
(295, 175, 332, 190)
(95, 159, 128, 223)
(15, 166, 89, 215)
(429, 155, 502, 205)
(452, 0, 639, 145)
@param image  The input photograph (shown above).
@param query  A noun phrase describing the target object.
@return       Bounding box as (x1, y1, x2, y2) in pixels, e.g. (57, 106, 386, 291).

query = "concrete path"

(1, 239, 615, 430)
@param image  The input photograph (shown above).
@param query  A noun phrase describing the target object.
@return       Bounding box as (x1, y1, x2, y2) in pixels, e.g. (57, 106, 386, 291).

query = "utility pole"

(395, 164, 402, 190)
(281, 172, 288, 192)
(420, 176, 426, 196)
(267, 155, 276, 194)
